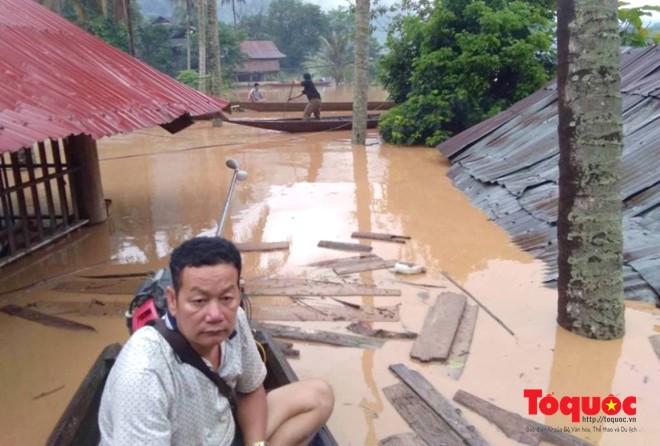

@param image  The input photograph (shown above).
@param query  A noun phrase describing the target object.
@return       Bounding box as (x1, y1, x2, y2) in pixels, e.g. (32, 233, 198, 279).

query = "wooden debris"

(330, 297, 361, 309)
(253, 322, 384, 349)
(441, 271, 515, 338)
(1, 304, 96, 332)
(378, 433, 427, 446)
(274, 341, 300, 359)
(252, 303, 399, 322)
(334, 259, 398, 275)
(453, 390, 594, 446)
(317, 240, 373, 252)
(26, 300, 127, 317)
(394, 280, 446, 289)
(383, 383, 463, 446)
(389, 364, 488, 446)
(650, 334, 660, 361)
(53, 278, 142, 295)
(235, 241, 290, 252)
(33, 385, 65, 400)
(347, 321, 416, 339)
(244, 278, 401, 297)
(307, 254, 380, 268)
(411, 293, 466, 361)
(78, 272, 149, 279)
(351, 231, 411, 243)
(441, 304, 479, 380)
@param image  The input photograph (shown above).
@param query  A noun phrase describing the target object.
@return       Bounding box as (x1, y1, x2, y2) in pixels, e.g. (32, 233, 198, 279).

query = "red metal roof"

(240, 41, 287, 60)
(0, 0, 229, 154)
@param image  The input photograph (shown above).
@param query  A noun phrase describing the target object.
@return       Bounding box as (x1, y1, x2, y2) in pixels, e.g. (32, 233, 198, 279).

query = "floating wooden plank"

(411, 293, 466, 361)
(333, 259, 398, 275)
(441, 271, 515, 337)
(442, 304, 479, 380)
(383, 384, 463, 446)
(453, 390, 594, 446)
(253, 303, 399, 322)
(25, 300, 128, 317)
(253, 322, 384, 349)
(650, 335, 660, 361)
(347, 321, 416, 339)
(235, 241, 290, 252)
(307, 254, 380, 268)
(78, 272, 149, 279)
(352, 231, 411, 243)
(317, 240, 373, 252)
(389, 364, 489, 446)
(1, 304, 96, 332)
(378, 433, 427, 446)
(53, 278, 142, 295)
(244, 278, 401, 296)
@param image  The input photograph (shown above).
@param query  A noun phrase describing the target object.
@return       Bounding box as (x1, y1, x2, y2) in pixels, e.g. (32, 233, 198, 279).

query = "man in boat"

(98, 237, 334, 446)
(248, 83, 265, 102)
(288, 73, 322, 121)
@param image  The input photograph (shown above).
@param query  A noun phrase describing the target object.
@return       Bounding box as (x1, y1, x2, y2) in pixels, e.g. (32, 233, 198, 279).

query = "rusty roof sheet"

(0, 0, 229, 154)
(240, 41, 287, 60)
(438, 45, 660, 304)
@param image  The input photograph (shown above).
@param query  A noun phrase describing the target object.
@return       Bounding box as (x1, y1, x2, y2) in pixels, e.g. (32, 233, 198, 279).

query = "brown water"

(1, 107, 659, 445)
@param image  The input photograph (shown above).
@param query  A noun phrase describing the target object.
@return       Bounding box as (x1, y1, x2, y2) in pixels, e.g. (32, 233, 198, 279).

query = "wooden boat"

(231, 101, 395, 113)
(46, 329, 338, 446)
(223, 114, 380, 133)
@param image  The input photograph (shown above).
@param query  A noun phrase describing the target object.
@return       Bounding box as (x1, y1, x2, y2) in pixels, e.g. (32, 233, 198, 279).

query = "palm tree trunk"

(207, 0, 222, 95)
(232, 0, 237, 29)
(197, 0, 207, 92)
(122, 0, 135, 56)
(556, 0, 624, 339)
(186, 0, 192, 71)
(352, 0, 370, 145)
(123, 0, 136, 56)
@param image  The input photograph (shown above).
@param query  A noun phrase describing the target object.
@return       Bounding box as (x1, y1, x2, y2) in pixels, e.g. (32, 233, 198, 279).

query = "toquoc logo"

(524, 389, 637, 423)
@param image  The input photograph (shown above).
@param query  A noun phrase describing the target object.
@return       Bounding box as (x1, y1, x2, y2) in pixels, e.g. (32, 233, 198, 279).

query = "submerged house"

(0, 0, 228, 267)
(437, 45, 660, 305)
(235, 40, 287, 83)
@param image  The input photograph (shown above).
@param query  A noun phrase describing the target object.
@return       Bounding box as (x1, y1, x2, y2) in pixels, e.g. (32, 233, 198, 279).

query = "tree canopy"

(378, 0, 556, 147)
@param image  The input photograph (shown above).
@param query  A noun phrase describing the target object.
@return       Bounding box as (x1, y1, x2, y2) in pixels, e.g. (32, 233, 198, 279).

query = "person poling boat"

(288, 73, 322, 121)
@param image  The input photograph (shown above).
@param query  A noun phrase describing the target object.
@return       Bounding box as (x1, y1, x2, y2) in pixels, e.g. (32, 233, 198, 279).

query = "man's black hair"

(254, 82, 259, 87)
(303, 73, 311, 80)
(169, 237, 242, 294)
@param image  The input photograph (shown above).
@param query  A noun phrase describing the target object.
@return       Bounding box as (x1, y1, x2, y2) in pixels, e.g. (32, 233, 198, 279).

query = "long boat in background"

(221, 114, 380, 133)
(230, 101, 395, 113)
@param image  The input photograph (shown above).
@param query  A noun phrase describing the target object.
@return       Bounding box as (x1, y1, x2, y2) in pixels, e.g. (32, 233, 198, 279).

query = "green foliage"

(378, 0, 555, 147)
(176, 69, 199, 88)
(139, 21, 177, 76)
(266, 0, 329, 71)
(378, 93, 452, 146)
(619, 2, 660, 46)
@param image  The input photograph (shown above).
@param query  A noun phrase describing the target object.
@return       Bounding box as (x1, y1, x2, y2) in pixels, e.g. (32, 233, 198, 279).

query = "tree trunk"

(197, 0, 207, 92)
(123, 0, 136, 56)
(352, 0, 370, 145)
(556, 0, 624, 339)
(232, 0, 237, 29)
(207, 0, 223, 95)
(186, 0, 192, 71)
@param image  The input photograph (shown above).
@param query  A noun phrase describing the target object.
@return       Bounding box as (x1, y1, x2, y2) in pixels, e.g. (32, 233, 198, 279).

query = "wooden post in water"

(65, 134, 108, 224)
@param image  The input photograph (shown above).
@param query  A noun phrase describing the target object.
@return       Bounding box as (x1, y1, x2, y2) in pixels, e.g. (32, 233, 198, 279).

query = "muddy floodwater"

(1, 99, 659, 445)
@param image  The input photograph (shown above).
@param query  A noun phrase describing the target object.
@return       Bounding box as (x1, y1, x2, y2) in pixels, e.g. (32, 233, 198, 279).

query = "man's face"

(166, 263, 241, 353)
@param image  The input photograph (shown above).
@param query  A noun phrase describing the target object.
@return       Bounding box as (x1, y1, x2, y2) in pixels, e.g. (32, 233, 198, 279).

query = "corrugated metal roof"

(437, 45, 660, 304)
(240, 41, 287, 60)
(0, 0, 229, 154)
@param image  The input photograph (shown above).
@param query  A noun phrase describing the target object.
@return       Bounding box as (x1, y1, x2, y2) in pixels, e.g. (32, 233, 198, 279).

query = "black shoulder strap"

(151, 319, 234, 403)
